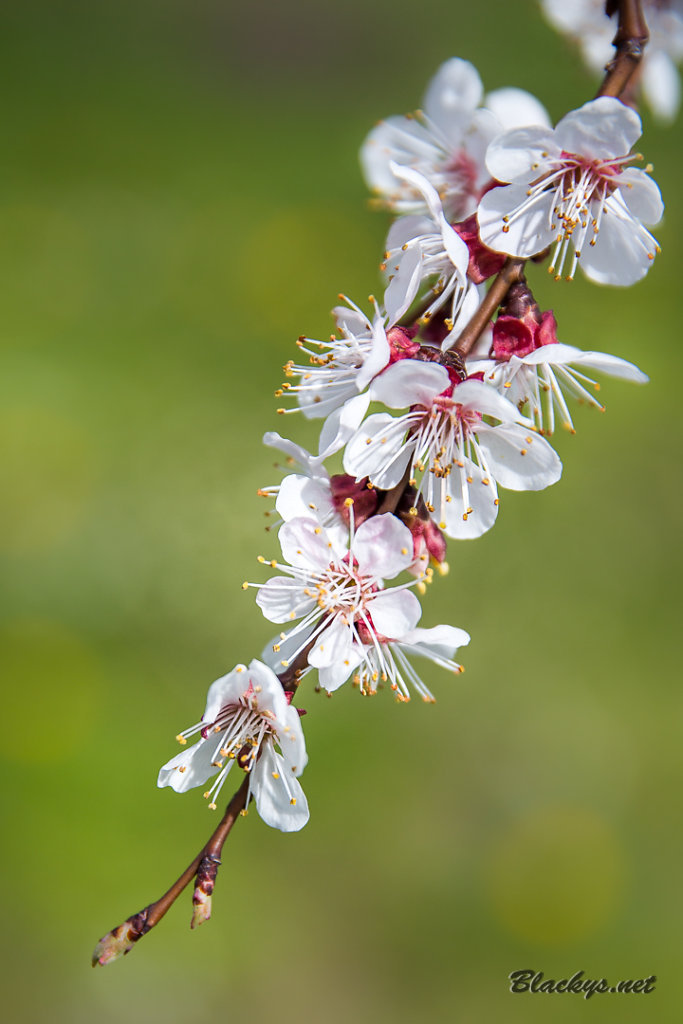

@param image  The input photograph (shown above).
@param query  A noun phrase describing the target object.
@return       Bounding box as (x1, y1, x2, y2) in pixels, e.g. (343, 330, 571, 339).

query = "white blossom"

(158, 660, 309, 832)
(361, 57, 550, 220)
(382, 163, 481, 335)
(251, 514, 467, 700)
(472, 343, 648, 434)
(477, 97, 663, 286)
(343, 360, 562, 539)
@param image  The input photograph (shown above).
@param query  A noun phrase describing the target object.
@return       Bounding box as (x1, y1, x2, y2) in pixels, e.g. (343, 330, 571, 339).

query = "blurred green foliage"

(1, 1, 681, 1021)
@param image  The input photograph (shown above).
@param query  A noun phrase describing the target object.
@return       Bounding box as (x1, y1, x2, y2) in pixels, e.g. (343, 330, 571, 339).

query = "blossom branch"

(599, 0, 649, 99)
(92, 775, 250, 966)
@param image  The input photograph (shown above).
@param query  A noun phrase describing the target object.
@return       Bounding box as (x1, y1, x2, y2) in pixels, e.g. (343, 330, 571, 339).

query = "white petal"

(477, 422, 562, 491)
(522, 343, 648, 383)
(332, 305, 372, 337)
(343, 413, 414, 490)
(401, 624, 470, 658)
(308, 618, 355, 669)
(384, 244, 423, 324)
(318, 391, 372, 459)
(478, 181, 556, 259)
(356, 321, 391, 390)
(618, 168, 664, 226)
(263, 431, 327, 480)
(245, 659, 292, 721)
(453, 378, 526, 422)
(352, 513, 415, 578)
(256, 576, 316, 624)
(484, 126, 557, 182)
(276, 475, 334, 523)
(555, 97, 642, 159)
(251, 745, 309, 832)
(371, 359, 449, 409)
(279, 516, 339, 571)
(317, 646, 363, 691)
(484, 88, 551, 131)
(274, 701, 308, 774)
(580, 196, 659, 286)
(157, 739, 220, 793)
(203, 667, 250, 723)
(423, 58, 483, 138)
(390, 162, 446, 225)
(641, 49, 680, 123)
(366, 588, 422, 639)
(361, 116, 439, 196)
(443, 461, 499, 539)
(569, 350, 648, 383)
(440, 218, 470, 273)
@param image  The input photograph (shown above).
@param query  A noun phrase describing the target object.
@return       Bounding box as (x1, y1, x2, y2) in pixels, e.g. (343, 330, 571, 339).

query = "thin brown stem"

(598, 0, 649, 99)
(450, 258, 524, 358)
(92, 775, 250, 965)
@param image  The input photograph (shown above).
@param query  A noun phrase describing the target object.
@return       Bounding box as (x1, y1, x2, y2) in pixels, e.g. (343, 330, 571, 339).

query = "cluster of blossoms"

(94, 7, 667, 965)
(156, 54, 660, 829)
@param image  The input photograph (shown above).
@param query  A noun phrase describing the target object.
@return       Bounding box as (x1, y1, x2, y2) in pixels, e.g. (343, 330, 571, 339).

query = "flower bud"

(191, 854, 220, 929)
(91, 906, 152, 966)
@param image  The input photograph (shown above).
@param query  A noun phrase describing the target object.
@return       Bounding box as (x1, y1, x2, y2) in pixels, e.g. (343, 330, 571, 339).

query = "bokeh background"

(2, 1, 681, 1020)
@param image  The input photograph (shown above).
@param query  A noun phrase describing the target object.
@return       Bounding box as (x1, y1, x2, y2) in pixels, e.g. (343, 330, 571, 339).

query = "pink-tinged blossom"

(541, 0, 683, 123)
(259, 433, 376, 544)
(477, 97, 663, 286)
(472, 340, 648, 435)
(361, 57, 550, 221)
(277, 294, 391, 425)
(381, 164, 480, 336)
(158, 660, 309, 832)
(343, 360, 562, 539)
(251, 514, 468, 701)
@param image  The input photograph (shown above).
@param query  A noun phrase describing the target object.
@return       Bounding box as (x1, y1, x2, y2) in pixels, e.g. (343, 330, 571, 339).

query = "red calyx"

(330, 474, 378, 526)
(387, 325, 420, 364)
(491, 280, 559, 362)
(453, 213, 507, 284)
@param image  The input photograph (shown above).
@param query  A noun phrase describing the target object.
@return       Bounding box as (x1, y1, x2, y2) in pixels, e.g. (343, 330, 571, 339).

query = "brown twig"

(599, 0, 649, 99)
(449, 258, 525, 358)
(92, 775, 250, 965)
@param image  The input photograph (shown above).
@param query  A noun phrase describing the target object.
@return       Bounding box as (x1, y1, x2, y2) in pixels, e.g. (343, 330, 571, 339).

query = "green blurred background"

(1, 0, 681, 1020)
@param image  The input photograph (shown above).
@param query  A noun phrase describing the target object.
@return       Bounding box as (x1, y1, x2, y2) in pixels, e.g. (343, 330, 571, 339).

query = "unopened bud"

(191, 854, 220, 929)
(92, 905, 153, 966)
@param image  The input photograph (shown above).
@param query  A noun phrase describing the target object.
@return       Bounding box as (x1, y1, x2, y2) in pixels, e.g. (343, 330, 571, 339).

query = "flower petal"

(423, 57, 483, 138)
(484, 126, 557, 182)
(352, 513, 415, 579)
(256, 576, 317, 624)
(366, 588, 422, 638)
(317, 646, 363, 692)
(308, 618, 355, 669)
(157, 739, 220, 793)
(279, 517, 339, 570)
(343, 413, 414, 489)
(371, 359, 450, 409)
(555, 97, 641, 160)
(618, 168, 664, 226)
(484, 88, 551, 131)
(443, 461, 499, 539)
(477, 422, 562, 491)
(478, 181, 556, 259)
(401, 624, 471, 658)
(251, 744, 309, 832)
